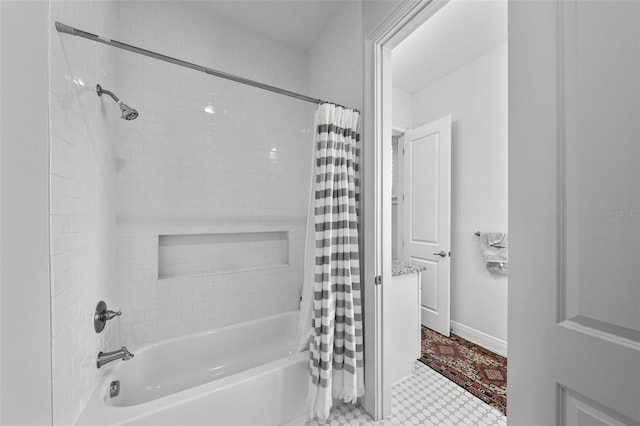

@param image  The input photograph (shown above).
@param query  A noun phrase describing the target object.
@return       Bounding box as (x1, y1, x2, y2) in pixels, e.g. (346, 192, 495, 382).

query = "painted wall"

(391, 136, 399, 261)
(49, 1, 121, 424)
(391, 87, 411, 262)
(392, 87, 412, 129)
(363, 0, 405, 36)
(0, 1, 52, 424)
(309, 0, 364, 110)
(409, 43, 508, 345)
(112, 1, 313, 346)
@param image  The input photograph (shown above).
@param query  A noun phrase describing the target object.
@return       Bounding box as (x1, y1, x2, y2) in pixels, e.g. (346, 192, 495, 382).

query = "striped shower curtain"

(307, 103, 364, 420)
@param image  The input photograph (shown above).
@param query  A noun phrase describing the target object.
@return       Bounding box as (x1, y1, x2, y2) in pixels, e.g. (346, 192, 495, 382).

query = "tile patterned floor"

(304, 361, 507, 426)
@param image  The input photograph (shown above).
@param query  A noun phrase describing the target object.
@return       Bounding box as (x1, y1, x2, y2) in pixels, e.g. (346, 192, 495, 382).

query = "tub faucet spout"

(97, 346, 134, 368)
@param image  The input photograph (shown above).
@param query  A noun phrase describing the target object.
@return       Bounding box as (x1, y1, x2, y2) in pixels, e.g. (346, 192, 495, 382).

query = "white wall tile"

(49, 1, 120, 424)
(111, 1, 313, 346)
(50, 0, 316, 421)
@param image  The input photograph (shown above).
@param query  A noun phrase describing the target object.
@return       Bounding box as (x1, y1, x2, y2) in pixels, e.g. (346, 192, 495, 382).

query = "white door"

(402, 116, 451, 336)
(510, 1, 640, 424)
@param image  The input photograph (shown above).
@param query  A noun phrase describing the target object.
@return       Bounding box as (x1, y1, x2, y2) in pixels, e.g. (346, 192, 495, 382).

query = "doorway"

(363, 0, 640, 424)
(368, 0, 509, 421)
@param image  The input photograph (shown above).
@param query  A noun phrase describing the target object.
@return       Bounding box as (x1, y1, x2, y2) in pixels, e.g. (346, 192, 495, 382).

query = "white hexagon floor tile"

(303, 361, 507, 426)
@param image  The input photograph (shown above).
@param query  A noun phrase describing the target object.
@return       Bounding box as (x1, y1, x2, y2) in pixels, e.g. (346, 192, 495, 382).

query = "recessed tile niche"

(158, 231, 289, 279)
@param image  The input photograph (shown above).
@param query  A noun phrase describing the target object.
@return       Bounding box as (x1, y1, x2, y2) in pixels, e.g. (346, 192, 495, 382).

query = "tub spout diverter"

(97, 347, 134, 368)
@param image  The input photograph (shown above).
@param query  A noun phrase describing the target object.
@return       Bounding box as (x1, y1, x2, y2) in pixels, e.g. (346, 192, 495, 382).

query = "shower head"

(118, 102, 139, 121)
(96, 84, 139, 121)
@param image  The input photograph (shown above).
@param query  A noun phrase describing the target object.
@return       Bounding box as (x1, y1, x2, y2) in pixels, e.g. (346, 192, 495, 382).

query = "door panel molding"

(559, 317, 640, 352)
(408, 132, 440, 244)
(558, 384, 639, 426)
(557, 0, 640, 344)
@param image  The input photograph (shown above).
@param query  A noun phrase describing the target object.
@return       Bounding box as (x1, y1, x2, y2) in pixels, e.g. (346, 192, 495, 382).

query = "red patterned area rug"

(418, 326, 507, 415)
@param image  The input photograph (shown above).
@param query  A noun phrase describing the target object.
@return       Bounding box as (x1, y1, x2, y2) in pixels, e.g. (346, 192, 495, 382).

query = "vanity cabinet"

(388, 261, 424, 384)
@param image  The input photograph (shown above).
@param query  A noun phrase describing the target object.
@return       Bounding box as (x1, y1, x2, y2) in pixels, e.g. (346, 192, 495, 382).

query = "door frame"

(362, 0, 450, 419)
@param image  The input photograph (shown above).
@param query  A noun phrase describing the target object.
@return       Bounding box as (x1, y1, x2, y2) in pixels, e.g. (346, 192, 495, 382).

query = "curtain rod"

(55, 22, 358, 112)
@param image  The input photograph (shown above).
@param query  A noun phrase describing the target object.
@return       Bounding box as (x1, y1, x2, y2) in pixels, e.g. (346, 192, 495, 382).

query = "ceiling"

(194, 0, 347, 50)
(392, 0, 507, 94)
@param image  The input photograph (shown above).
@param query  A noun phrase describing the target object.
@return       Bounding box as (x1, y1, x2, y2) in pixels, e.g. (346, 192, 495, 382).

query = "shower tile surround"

(49, 0, 313, 424)
(112, 0, 313, 347)
(49, 1, 120, 424)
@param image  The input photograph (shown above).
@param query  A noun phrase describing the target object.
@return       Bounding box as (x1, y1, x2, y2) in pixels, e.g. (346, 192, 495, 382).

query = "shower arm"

(96, 84, 121, 103)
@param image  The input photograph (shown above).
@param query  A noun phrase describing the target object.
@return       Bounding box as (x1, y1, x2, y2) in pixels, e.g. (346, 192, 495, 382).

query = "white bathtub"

(77, 311, 309, 426)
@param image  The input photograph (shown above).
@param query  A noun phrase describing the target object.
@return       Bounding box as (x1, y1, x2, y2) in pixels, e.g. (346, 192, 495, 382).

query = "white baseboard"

(450, 321, 508, 358)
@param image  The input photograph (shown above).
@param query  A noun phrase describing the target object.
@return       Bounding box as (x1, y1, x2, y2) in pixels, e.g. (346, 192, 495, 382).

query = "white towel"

(479, 232, 508, 275)
(487, 262, 508, 275)
(486, 232, 508, 248)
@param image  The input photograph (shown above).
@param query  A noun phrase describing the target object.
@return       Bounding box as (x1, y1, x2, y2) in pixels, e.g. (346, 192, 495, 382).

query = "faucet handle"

(94, 301, 122, 333)
(103, 310, 121, 321)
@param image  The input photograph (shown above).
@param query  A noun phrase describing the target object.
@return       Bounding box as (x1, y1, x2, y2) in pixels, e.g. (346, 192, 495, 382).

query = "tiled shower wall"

(111, 1, 314, 346)
(49, 1, 315, 421)
(49, 1, 119, 424)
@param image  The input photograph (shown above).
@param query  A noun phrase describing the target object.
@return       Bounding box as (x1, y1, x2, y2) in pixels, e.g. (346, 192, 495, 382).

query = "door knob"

(433, 251, 447, 258)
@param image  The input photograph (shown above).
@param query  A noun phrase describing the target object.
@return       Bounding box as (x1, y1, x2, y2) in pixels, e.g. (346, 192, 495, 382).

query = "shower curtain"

(298, 103, 364, 421)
